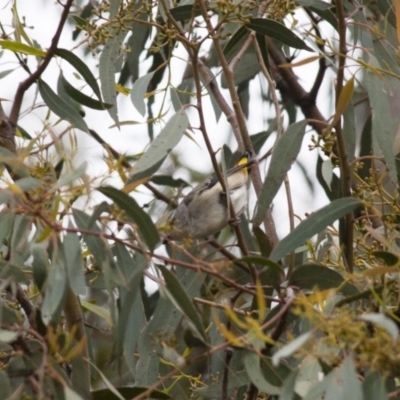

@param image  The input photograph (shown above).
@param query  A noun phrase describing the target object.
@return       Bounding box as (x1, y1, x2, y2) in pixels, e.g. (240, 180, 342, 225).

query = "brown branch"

(6, 283, 36, 329)
(265, 37, 327, 135)
(9, 0, 74, 127)
(305, 9, 328, 102)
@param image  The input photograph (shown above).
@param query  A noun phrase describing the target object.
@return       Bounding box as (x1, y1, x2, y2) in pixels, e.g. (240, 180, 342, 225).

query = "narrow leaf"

(130, 72, 155, 116)
(254, 120, 307, 226)
(41, 247, 67, 325)
(0, 39, 46, 57)
(91, 387, 171, 400)
(244, 352, 281, 395)
(55, 48, 102, 100)
(223, 26, 249, 57)
(270, 198, 361, 261)
(98, 186, 160, 251)
(61, 74, 113, 110)
(272, 332, 312, 365)
(332, 77, 354, 126)
(38, 79, 88, 132)
(170, 4, 202, 21)
(158, 264, 206, 341)
(246, 18, 313, 51)
(127, 109, 189, 184)
(288, 264, 358, 295)
(64, 232, 86, 295)
(99, 30, 128, 124)
(54, 162, 87, 189)
(360, 313, 398, 341)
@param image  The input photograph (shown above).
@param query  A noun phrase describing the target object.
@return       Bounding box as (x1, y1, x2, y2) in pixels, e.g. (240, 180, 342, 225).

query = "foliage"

(0, 0, 400, 399)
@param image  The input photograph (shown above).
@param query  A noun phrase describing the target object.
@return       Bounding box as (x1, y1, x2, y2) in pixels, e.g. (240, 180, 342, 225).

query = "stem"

(335, 0, 354, 272)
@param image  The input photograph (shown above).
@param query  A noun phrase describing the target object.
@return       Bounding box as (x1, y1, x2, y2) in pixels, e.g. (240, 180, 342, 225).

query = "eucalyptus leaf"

(130, 72, 155, 116)
(246, 18, 313, 51)
(254, 120, 307, 226)
(269, 198, 361, 261)
(127, 109, 189, 184)
(98, 186, 159, 251)
(38, 79, 88, 132)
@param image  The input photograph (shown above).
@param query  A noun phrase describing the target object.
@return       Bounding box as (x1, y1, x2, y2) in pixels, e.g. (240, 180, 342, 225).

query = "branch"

(197, 0, 279, 247)
(334, 0, 354, 272)
(306, 9, 328, 102)
(9, 0, 74, 127)
(265, 37, 327, 134)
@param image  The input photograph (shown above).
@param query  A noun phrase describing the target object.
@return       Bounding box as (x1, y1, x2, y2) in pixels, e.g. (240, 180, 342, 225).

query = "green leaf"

(200, 67, 222, 121)
(250, 130, 272, 155)
(362, 371, 388, 400)
(366, 66, 398, 183)
(288, 264, 358, 296)
(0, 330, 18, 342)
(0, 212, 14, 249)
(0, 146, 30, 178)
(41, 245, 67, 325)
(32, 243, 50, 290)
(0, 372, 11, 399)
(254, 120, 307, 226)
(272, 332, 312, 365)
(55, 48, 102, 100)
(222, 51, 259, 88)
(16, 124, 32, 140)
(98, 186, 160, 251)
(64, 387, 85, 400)
(360, 313, 398, 341)
(269, 197, 361, 261)
(280, 371, 298, 400)
(92, 387, 171, 400)
(63, 232, 86, 295)
(10, 214, 31, 266)
(14, 177, 43, 192)
(339, 356, 363, 400)
(57, 72, 84, 116)
(99, 30, 129, 124)
(295, 0, 332, 10)
(372, 250, 399, 266)
(73, 209, 124, 289)
(194, 368, 249, 398)
(158, 264, 206, 341)
(38, 79, 88, 132)
(151, 175, 188, 188)
(135, 268, 202, 386)
(170, 4, 202, 21)
(53, 162, 87, 189)
(127, 109, 189, 184)
(0, 39, 46, 57)
(223, 25, 249, 57)
(238, 256, 283, 274)
(246, 18, 313, 51)
(81, 300, 112, 325)
(244, 352, 281, 395)
(60, 74, 113, 110)
(130, 72, 155, 116)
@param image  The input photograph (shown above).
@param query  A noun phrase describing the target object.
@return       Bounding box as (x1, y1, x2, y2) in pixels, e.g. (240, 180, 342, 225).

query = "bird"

(163, 151, 252, 240)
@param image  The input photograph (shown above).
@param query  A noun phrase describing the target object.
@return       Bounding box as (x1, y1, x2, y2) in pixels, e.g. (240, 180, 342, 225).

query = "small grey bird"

(164, 151, 252, 240)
